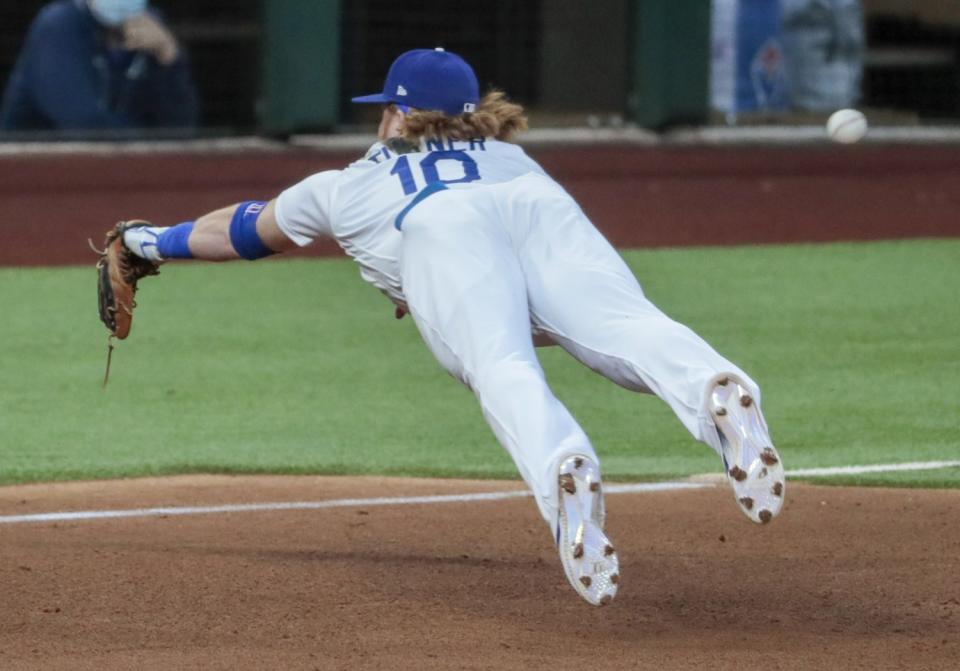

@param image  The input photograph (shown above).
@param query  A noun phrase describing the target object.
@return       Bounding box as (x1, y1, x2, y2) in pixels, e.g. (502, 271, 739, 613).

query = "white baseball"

(826, 109, 868, 144)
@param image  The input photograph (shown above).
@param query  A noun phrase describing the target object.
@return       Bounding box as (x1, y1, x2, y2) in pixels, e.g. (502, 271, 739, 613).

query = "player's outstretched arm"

(92, 198, 298, 356)
(94, 170, 337, 352)
(124, 199, 297, 263)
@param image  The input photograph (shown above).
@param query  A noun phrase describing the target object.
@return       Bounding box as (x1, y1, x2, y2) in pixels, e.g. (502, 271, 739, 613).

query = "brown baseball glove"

(93, 220, 160, 340)
(91, 221, 161, 385)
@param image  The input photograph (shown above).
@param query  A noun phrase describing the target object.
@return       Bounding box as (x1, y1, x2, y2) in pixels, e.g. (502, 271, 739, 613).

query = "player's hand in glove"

(91, 221, 161, 384)
(93, 220, 161, 340)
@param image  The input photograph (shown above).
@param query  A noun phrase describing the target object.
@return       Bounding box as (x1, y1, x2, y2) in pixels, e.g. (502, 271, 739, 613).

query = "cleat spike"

(589, 481, 600, 492)
(740, 394, 753, 407)
(610, 574, 620, 585)
(599, 594, 613, 606)
(739, 496, 754, 510)
(559, 473, 576, 494)
(604, 544, 615, 556)
(572, 543, 584, 559)
(729, 466, 748, 482)
(579, 576, 592, 588)
(759, 509, 773, 524)
(574, 457, 584, 469)
(760, 448, 779, 466)
(772, 482, 784, 497)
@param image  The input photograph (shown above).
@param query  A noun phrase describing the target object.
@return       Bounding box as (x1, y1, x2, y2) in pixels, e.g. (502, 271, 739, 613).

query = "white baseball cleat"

(556, 455, 619, 606)
(710, 376, 785, 524)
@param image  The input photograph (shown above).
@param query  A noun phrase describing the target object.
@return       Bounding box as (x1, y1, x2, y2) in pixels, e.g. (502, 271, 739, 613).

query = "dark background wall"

(2, 1, 960, 133)
(339, 0, 543, 125)
(0, 0, 637, 133)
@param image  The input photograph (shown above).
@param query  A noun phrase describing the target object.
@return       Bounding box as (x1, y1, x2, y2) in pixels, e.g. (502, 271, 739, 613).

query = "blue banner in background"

(712, 0, 789, 115)
(736, 0, 788, 112)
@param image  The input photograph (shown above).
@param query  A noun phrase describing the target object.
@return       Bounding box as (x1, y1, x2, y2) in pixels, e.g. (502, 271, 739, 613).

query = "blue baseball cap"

(352, 48, 480, 116)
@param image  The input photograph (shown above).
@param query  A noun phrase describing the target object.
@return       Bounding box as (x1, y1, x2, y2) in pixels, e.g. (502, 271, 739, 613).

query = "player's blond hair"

(400, 90, 528, 142)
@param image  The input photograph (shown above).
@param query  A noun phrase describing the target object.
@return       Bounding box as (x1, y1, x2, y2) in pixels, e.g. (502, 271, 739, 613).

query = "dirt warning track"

(1, 476, 957, 670)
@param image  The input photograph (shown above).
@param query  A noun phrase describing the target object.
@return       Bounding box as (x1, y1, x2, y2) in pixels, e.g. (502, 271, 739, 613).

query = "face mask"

(89, 0, 148, 27)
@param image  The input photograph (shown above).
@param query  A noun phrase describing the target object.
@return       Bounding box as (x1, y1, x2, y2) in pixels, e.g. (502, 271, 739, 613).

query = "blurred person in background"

(0, 0, 199, 132)
(781, 0, 865, 111)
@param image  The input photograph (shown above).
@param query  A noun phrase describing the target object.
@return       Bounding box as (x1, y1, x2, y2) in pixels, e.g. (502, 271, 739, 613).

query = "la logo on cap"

(397, 85, 408, 96)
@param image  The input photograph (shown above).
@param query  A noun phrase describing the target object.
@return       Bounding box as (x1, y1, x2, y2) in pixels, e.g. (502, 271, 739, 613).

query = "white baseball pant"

(399, 173, 759, 527)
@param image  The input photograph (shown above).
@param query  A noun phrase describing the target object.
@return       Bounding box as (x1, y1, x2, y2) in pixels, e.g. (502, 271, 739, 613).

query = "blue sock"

(156, 222, 195, 259)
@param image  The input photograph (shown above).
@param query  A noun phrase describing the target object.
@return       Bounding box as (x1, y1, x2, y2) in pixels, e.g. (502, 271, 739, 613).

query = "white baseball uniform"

(274, 138, 759, 527)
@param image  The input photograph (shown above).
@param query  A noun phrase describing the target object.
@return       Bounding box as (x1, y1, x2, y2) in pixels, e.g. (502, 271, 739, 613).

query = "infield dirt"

(1, 476, 957, 670)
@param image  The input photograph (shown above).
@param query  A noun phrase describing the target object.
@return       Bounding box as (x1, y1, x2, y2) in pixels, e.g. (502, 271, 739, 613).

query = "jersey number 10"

(390, 151, 481, 195)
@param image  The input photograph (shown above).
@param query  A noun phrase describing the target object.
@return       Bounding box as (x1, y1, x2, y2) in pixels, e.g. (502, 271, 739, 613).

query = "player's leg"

(511, 175, 784, 524)
(399, 189, 618, 605)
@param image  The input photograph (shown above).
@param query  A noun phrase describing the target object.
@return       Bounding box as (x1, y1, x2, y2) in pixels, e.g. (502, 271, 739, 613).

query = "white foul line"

(786, 460, 960, 477)
(0, 460, 957, 526)
(0, 482, 706, 525)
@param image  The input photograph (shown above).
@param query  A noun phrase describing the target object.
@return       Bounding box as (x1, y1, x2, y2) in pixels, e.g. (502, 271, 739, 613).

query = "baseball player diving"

(95, 48, 785, 607)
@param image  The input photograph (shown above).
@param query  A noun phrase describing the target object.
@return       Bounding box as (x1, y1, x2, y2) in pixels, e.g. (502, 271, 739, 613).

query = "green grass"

(1, 239, 958, 487)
